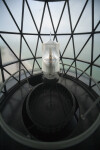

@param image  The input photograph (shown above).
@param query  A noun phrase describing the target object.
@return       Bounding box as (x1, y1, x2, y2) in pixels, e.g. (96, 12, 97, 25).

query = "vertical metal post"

(32, 2, 46, 74)
(0, 48, 6, 93)
(67, 0, 77, 78)
(89, 0, 94, 87)
(19, 0, 25, 82)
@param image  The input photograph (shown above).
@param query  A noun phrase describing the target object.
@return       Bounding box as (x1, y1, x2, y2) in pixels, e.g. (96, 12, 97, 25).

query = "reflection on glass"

(0, 39, 18, 65)
(21, 60, 33, 73)
(21, 38, 33, 59)
(4, 63, 19, 80)
(2, 34, 20, 57)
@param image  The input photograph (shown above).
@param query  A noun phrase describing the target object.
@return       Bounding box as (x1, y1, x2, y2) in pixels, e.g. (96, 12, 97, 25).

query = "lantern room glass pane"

(41, 5, 54, 34)
(0, 0, 19, 32)
(75, 0, 92, 33)
(0, 38, 18, 65)
(23, 2, 37, 33)
(57, 35, 70, 55)
(49, 1, 64, 30)
(24, 35, 38, 56)
(4, 63, 19, 90)
(57, 4, 71, 33)
(94, 0, 100, 27)
(77, 38, 92, 62)
(69, 0, 86, 30)
(92, 66, 100, 81)
(1, 34, 20, 58)
(5, 0, 22, 29)
(93, 34, 100, 61)
(21, 60, 33, 73)
(63, 38, 74, 58)
(4, 63, 19, 80)
(74, 34, 91, 56)
(21, 38, 33, 59)
(28, 0, 44, 30)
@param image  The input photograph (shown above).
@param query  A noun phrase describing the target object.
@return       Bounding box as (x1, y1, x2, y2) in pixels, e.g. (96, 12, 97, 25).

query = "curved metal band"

(0, 67, 100, 149)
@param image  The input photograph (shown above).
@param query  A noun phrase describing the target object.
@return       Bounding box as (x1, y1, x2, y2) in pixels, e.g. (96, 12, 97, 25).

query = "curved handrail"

(60, 63, 100, 118)
(0, 69, 31, 103)
(61, 63, 100, 94)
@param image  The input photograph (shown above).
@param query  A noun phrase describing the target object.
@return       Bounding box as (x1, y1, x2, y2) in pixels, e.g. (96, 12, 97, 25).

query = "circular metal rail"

(0, 67, 100, 149)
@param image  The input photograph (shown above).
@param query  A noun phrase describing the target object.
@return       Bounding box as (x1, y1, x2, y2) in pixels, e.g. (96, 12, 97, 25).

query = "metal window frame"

(0, 0, 100, 93)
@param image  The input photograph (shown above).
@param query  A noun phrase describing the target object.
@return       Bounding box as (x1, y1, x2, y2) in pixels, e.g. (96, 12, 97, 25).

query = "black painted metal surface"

(0, 74, 100, 149)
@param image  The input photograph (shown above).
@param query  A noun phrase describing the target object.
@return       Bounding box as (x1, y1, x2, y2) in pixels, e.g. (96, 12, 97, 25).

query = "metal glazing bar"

(0, 31, 20, 35)
(65, 21, 100, 74)
(19, 0, 25, 82)
(89, 0, 94, 87)
(47, 2, 65, 74)
(62, 57, 74, 60)
(0, 35, 19, 60)
(3, 68, 19, 82)
(61, 63, 100, 93)
(78, 54, 100, 79)
(0, 69, 31, 104)
(2, 0, 41, 74)
(2, 0, 21, 32)
(64, 64, 100, 92)
(0, 49, 6, 93)
(53, 1, 67, 41)
(91, 81, 100, 88)
(67, 0, 77, 78)
(22, 36, 41, 69)
(32, 2, 46, 74)
(1, 31, 100, 36)
(60, 63, 100, 119)
(0, 35, 31, 75)
(2, 61, 19, 67)
(47, 2, 56, 40)
(32, 37, 39, 74)
(25, 0, 43, 43)
(62, 0, 89, 57)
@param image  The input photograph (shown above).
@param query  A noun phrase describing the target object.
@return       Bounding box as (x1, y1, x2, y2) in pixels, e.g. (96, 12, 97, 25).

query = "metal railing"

(0, 69, 31, 104)
(60, 63, 100, 119)
(0, 66, 100, 149)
